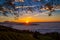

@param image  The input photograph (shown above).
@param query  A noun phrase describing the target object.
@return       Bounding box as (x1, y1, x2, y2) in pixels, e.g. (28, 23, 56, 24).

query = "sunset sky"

(0, 0, 60, 22)
(0, 10, 60, 22)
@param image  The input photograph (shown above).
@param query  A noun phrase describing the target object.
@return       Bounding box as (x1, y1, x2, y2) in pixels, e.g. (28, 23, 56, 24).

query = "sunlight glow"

(25, 20, 29, 24)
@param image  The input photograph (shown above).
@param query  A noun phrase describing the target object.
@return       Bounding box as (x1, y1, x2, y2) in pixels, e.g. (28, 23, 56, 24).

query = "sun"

(16, 16, 33, 23)
(23, 17, 32, 23)
(25, 20, 29, 24)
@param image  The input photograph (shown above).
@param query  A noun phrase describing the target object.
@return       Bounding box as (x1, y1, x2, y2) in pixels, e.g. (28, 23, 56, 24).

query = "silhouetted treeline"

(0, 25, 60, 40)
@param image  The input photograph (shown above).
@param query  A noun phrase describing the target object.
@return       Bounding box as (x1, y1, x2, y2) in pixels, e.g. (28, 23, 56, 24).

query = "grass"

(0, 25, 60, 40)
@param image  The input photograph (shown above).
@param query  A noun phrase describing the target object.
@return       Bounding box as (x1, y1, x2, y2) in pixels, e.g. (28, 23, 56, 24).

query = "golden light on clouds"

(15, 16, 32, 23)
(15, 0, 24, 2)
(11, 14, 60, 23)
(0, 11, 60, 22)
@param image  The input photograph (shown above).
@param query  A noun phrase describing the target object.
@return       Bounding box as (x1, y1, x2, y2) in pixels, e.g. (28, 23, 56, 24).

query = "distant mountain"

(0, 21, 39, 26)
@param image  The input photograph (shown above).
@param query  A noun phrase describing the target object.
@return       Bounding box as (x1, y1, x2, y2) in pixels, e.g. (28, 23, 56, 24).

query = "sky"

(0, 10, 60, 22)
(0, 0, 60, 22)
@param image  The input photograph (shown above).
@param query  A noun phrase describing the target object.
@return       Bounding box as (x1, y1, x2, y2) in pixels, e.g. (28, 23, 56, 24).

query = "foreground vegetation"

(0, 25, 60, 40)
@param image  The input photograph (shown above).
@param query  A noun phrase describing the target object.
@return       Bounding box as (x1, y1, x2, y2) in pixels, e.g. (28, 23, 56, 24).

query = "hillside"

(0, 25, 60, 40)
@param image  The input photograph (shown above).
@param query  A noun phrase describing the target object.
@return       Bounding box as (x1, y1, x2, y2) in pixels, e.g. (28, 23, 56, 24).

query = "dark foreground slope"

(0, 25, 60, 40)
